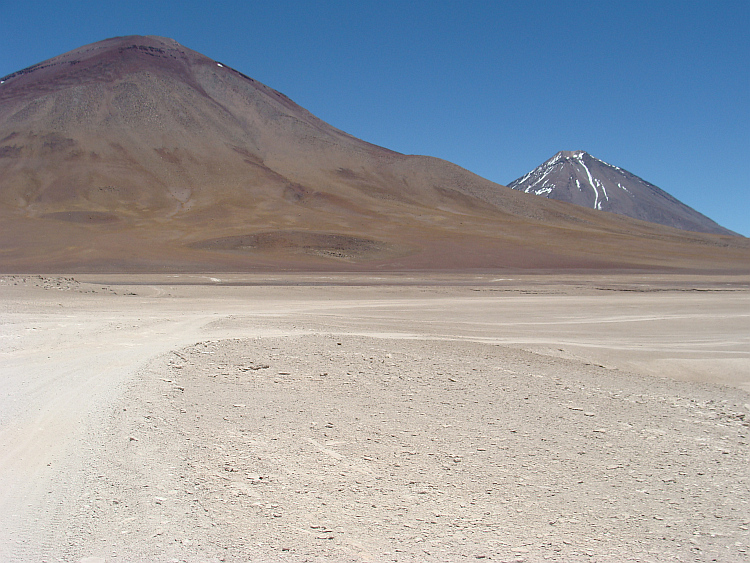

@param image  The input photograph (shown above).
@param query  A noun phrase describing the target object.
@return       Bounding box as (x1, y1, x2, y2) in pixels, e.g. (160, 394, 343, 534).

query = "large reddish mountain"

(508, 150, 734, 236)
(0, 36, 747, 272)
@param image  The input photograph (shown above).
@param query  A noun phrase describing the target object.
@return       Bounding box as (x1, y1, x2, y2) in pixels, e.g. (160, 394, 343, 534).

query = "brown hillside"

(1, 36, 748, 273)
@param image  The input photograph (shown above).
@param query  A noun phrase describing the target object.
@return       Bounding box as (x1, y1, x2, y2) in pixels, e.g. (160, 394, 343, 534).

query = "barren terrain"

(3, 36, 750, 274)
(1, 273, 749, 562)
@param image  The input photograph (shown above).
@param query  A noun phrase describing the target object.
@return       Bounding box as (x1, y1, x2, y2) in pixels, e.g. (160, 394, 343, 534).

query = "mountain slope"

(507, 151, 734, 235)
(0, 36, 748, 273)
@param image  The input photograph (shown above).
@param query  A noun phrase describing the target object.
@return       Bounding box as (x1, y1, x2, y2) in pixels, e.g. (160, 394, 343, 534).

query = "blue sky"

(2, 1, 748, 236)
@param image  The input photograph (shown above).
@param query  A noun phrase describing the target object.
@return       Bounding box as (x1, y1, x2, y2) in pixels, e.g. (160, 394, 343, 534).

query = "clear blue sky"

(2, 1, 748, 236)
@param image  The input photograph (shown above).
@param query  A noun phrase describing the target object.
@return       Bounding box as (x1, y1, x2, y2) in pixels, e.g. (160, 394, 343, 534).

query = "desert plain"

(1, 272, 749, 563)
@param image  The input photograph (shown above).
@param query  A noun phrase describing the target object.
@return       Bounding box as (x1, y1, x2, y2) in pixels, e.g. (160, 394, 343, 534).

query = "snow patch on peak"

(591, 154, 617, 169)
(557, 150, 588, 160)
(574, 158, 601, 209)
(600, 181, 608, 203)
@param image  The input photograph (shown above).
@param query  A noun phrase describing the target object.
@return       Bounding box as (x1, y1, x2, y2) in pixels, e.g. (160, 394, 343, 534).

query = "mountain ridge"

(0, 36, 748, 273)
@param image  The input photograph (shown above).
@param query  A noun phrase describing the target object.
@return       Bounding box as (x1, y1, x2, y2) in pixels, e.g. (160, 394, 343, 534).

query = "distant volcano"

(0, 37, 747, 272)
(508, 151, 734, 236)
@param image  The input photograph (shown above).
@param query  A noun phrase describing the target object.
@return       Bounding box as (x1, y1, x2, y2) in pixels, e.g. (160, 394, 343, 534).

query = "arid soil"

(1, 274, 749, 562)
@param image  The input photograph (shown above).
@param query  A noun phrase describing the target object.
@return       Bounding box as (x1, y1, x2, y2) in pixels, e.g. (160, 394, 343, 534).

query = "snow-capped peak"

(507, 150, 734, 235)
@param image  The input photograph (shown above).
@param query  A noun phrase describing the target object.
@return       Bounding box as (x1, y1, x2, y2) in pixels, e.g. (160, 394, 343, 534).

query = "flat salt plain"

(0, 273, 748, 562)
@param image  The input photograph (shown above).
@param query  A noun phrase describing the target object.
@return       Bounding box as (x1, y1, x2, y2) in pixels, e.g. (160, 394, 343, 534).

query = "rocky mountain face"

(508, 150, 734, 236)
(0, 36, 747, 272)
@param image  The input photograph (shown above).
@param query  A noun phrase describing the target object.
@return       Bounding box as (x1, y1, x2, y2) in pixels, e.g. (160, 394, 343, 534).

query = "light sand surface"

(0, 273, 748, 562)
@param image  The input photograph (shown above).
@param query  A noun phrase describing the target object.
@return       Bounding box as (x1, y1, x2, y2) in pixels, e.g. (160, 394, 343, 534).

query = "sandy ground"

(0, 273, 749, 562)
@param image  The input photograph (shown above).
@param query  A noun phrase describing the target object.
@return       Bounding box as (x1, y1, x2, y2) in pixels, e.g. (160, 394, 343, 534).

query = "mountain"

(0, 36, 748, 273)
(507, 150, 734, 236)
